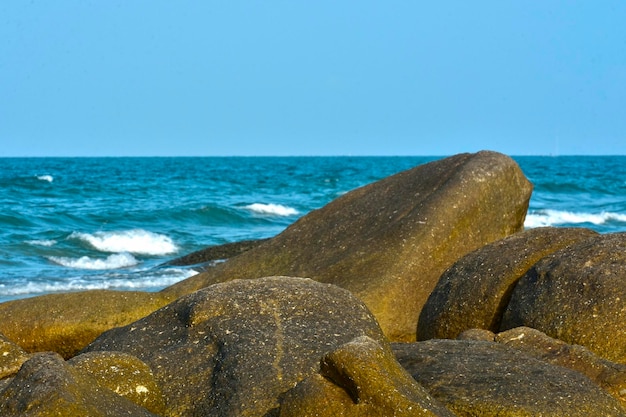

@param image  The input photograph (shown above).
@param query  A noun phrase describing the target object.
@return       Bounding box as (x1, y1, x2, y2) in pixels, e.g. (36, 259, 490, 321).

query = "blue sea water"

(1, 155, 625, 303)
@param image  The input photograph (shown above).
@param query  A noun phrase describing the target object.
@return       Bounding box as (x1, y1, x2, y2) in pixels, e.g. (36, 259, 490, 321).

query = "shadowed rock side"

(501, 232, 626, 364)
(163, 151, 532, 341)
(0, 332, 30, 380)
(417, 227, 598, 340)
(496, 327, 626, 407)
(0, 290, 176, 359)
(392, 339, 626, 417)
(0, 352, 159, 417)
(278, 336, 456, 417)
(162, 238, 269, 269)
(83, 277, 388, 417)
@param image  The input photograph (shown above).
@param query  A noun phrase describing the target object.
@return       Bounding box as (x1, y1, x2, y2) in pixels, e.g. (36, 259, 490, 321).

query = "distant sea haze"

(1, 155, 625, 302)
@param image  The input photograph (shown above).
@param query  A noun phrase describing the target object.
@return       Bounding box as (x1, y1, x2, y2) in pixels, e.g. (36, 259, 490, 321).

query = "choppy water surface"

(1, 155, 624, 301)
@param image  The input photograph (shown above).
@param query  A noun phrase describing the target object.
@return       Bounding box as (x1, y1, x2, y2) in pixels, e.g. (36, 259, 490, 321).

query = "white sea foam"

(0, 268, 196, 297)
(525, 209, 626, 228)
(48, 253, 139, 270)
(27, 239, 57, 247)
(37, 175, 53, 182)
(244, 203, 299, 216)
(70, 229, 178, 255)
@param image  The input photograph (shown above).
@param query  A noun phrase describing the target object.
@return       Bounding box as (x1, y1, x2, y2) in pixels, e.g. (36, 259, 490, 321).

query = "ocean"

(1, 155, 625, 303)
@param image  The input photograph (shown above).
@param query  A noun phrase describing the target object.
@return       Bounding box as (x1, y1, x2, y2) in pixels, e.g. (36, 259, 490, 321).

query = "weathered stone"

(418, 227, 597, 340)
(456, 328, 495, 341)
(162, 238, 269, 269)
(496, 326, 626, 407)
(0, 290, 175, 359)
(393, 339, 626, 417)
(69, 351, 166, 415)
(163, 151, 532, 341)
(84, 276, 388, 417)
(0, 332, 30, 380)
(501, 232, 626, 363)
(0, 352, 158, 417)
(278, 335, 456, 417)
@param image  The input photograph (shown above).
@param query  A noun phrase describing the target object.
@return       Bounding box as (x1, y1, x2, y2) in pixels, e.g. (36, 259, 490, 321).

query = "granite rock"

(69, 351, 166, 415)
(0, 290, 175, 359)
(0, 352, 158, 417)
(278, 335, 456, 417)
(502, 232, 626, 363)
(84, 276, 388, 417)
(163, 151, 532, 341)
(418, 227, 597, 340)
(393, 339, 626, 417)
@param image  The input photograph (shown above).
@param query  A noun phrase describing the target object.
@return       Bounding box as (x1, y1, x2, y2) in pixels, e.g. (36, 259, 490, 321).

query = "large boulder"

(278, 335, 456, 417)
(0, 352, 158, 417)
(496, 327, 626, 407)
(0, 290, 175, 359)
(83, 276, 388, 417)
(418, 227, 597, 340)
(393, 339, 626, 417)
(69, 351, 166, 415)
(501, 232, 626, 363)
(163, 151, 532, 341)
(0, 332, 30, 380)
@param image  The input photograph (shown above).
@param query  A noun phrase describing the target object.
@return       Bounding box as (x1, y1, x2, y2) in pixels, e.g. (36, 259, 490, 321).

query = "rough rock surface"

(496, 327, 626, 407)
(84, 276, 388, 417)
(393, 339, 626, 417)
(278, 335, 456, 417)
(418, 227, 597, 340)
(163, 151, 532, 341)
(0, 352, 158, 417)
(0, 290, 174, 359)
(501, 232, 626, 363)
(69, 351, 166, 415)
(0, 332, 30, 380)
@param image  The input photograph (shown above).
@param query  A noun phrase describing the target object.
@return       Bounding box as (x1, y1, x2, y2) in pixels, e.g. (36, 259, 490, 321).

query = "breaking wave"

(70, 229, 178, 255)
(48, 253, 139, 270)
(243, 203, 299, 216)
(525, 209, 626, 228)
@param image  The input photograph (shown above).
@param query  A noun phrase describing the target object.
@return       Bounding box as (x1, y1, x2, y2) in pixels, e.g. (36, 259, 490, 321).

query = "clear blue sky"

(1, 1, 624, 156)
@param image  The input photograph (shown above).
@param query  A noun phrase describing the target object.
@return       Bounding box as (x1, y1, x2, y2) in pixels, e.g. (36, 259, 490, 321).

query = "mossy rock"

(163, 151, 532, 341)
(418, 227, 597, 340)
(0, 290, 175, 359)
(502, 232, 626, 364)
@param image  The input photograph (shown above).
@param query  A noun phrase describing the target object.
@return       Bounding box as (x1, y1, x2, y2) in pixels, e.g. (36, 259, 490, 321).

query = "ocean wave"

(70, 229, 178, 255)
(27, 239, 57, 247)
(243, 203, 299, 216)
(37, 175, 54, 182)
(525, 209, 626, 228)
(48, 253, 139, 270)
(0, 268, 196, 297)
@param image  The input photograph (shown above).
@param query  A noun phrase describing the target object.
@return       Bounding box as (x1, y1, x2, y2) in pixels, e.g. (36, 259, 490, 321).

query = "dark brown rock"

(84, 276, 388, 417)
(69, 351, 166, 415)
(393, 339, 626, 417)
(501, 232, 626, 363)
(456, 328, 495, 341)
(163, 151, 532, 341)
(0, 290, 175, 359)
(0, 332, 30, 380)
(496, 326, 626, 407)
(0, 352, 158, 417)
(418, 227, 597, 340)
(162, 238, 269, 268)
(279, 336, 455, 417)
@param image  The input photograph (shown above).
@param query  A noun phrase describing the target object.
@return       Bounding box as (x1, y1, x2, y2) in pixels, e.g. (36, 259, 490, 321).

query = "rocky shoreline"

(1, 150, 625, 416)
